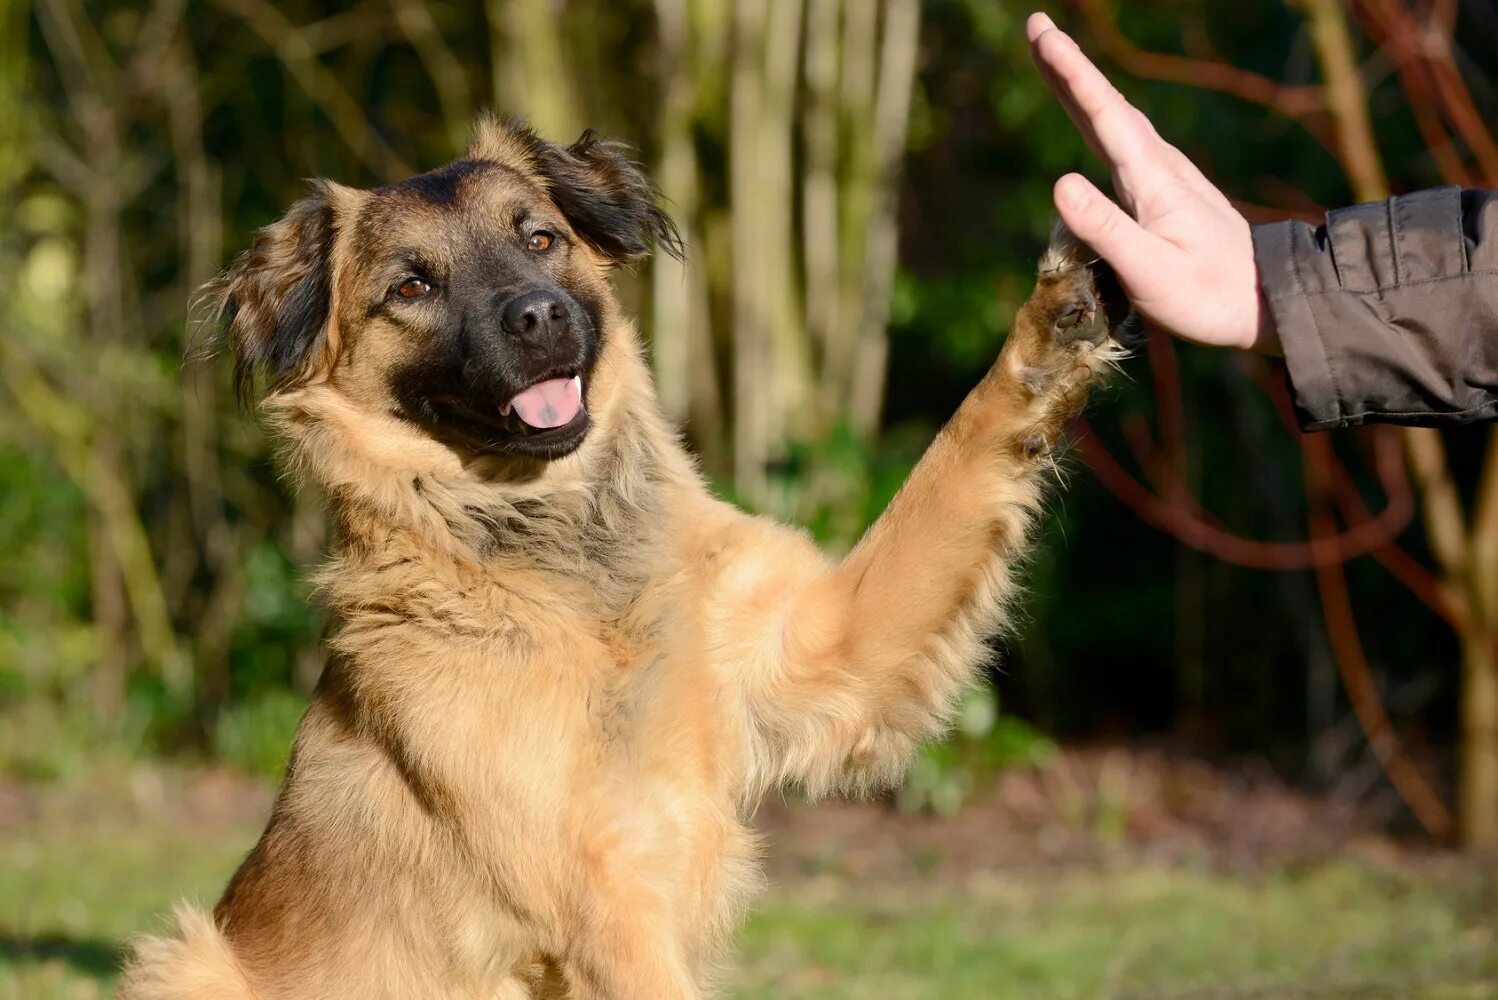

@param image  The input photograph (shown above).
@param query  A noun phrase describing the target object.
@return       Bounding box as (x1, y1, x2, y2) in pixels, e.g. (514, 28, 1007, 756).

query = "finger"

(1033, 30, 1169, 183)
(1025, 11, 1057, 42)
(1053, 173, 1172, 289)
(1027, 27, 1103, 157)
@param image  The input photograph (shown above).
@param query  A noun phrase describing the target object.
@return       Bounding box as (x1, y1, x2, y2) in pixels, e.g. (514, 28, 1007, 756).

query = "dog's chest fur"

(292, 409, 759, 980)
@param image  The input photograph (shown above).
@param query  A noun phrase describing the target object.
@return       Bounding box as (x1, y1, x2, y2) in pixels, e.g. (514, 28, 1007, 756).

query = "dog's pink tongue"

(506, 375, 582, 429)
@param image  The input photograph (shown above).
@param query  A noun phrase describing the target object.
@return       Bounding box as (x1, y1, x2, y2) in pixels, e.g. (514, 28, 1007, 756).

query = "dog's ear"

(466, 116, 680, 266)
(536, 130, 683, 267)
(207, 180, 353, 405)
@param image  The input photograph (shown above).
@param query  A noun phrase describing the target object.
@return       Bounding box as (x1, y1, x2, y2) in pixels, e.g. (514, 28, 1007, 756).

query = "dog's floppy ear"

(208, 180, 351, 405)
(535, 130, 683, 267)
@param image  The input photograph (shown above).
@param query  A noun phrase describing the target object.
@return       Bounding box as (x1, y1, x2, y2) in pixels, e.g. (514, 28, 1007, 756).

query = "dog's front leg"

(558, 917, 699, 1000)
(724, 230, 1128, 800)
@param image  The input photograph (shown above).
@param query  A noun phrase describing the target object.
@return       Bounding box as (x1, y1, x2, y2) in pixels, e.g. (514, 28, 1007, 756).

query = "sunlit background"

(2, 1, 1496, 996)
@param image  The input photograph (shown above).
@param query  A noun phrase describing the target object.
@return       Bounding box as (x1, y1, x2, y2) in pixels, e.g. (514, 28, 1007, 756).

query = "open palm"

(1027, 13, 1279, 354)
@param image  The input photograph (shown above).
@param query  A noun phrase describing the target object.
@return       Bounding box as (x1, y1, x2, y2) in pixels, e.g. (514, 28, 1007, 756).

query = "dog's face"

(218, 119, 679, 460)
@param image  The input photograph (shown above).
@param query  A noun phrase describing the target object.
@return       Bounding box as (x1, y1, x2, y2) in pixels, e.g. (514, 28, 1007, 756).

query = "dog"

(120, 116, 1128, 999)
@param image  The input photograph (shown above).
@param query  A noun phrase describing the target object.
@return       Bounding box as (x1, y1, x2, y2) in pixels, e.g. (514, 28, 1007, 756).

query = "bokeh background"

(3, 0, 1497, 996)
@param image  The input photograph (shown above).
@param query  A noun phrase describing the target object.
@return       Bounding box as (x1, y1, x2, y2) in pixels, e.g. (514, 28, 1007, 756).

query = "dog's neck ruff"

(261, 371, 674, 607)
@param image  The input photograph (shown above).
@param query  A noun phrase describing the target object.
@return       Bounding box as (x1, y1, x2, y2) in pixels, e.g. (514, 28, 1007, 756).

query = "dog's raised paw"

(1034, 221, 1135, 349)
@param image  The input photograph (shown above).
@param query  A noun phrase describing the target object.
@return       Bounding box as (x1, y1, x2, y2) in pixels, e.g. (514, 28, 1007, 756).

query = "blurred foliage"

(213, 689, 304, 779)
(897, 688, 1057, 816)
(1, 0, 1495, 835)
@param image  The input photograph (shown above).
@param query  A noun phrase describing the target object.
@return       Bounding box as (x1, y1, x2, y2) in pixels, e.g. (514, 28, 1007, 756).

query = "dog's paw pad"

(1051, 288, 1108, 345)
(1035, 222, 1132, 348)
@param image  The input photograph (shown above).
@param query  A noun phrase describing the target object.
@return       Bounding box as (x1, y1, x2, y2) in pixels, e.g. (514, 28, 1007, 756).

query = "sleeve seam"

(1388, 194, 1402, 287)
(1286, 225, 1345, 426)
(1265, 267, 1498, 301)
(1335, 400, 1498, 424)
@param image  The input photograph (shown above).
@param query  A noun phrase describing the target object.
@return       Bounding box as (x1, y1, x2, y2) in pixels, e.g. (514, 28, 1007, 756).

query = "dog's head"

(215, 117, 679, 461)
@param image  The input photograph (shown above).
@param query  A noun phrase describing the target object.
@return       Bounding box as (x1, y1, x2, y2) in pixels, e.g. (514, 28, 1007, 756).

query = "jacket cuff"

(1252, 220, 1345, 431)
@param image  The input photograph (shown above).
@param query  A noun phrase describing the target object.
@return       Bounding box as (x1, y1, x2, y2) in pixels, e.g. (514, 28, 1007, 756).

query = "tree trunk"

(490, 0, 578, 138)
(848, 0, 919, 438)
(651, 0, 697, 425)
(1460, 640, 1498, 843)
(802, 0, 841, 410)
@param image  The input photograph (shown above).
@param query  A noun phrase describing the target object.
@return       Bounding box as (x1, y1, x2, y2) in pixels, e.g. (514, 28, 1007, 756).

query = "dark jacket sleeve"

(1252, 186, 1498, 430)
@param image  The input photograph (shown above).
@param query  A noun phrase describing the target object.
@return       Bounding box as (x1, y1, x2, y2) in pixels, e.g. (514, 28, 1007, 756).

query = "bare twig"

(390, 0, 473, 149)
(1078, 417, 1414, 571)
(209, 0, 411, 180)
(1303, 439, 1455, 837)
(1075, 0, 1329, 125)
(0, 343, 191, 698)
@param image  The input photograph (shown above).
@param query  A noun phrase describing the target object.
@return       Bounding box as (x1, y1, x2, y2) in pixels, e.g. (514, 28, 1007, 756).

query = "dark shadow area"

(0, 932, 122, 979)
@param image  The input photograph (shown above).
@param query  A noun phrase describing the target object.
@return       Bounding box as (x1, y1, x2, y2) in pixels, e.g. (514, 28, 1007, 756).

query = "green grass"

(736, 868, 1497, 999)
(3, 772, 1495, 999)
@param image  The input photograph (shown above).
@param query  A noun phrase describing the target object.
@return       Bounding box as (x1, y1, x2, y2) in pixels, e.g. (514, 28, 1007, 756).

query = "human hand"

(1027, 13, 1280, 355)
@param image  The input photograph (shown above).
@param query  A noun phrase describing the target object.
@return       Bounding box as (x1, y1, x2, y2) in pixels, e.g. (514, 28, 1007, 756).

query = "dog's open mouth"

(412, 370, 593, 459)
(472, 370, 591, 457)
(500, 374, 583, 430)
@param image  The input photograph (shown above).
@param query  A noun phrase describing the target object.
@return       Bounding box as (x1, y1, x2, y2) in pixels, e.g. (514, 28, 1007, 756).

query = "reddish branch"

(1078, 392, 1454, 837)
(1076, 415, 1413, 571)
(1063, 0, 1469, 838)
(1429, 0, 1459, 37)
(1252, 363, 1479, 639)
(1351, 0, 1485, 186)
(1072, 0, 1343, 162)
(1232, 198, 1323, 226)
(1304, 444, 1456, 837)
(1073, 0, 1326, 119)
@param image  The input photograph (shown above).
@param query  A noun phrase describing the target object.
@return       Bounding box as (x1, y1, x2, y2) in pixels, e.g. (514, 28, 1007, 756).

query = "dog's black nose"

(501, 290, 569, 346)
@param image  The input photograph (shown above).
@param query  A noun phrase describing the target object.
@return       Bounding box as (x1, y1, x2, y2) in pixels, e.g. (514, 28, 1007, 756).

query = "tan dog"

(120, 116, 1127, 999)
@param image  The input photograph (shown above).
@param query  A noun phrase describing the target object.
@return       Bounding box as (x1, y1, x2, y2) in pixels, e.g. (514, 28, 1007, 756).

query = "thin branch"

(1304, 443, 1455, 837)
(389, 0, 473, 149)
(1074, 0, 1328, 120)
(1351, 0, 1477, 186)
(1247, 360, 1476, 631)
(1356, 0, 1498, 183)
(209, 0, 411, 180)
(1076, 417, 1414, 570)
(298, 3, 396, 55)
(1295, 0, 1392, 199)
(1231, 198, 1324, 225)
(849, 0, 921, 438)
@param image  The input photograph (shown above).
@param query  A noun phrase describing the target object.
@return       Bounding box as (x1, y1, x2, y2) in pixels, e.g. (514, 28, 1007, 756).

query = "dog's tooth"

(500, 401, 513, 416)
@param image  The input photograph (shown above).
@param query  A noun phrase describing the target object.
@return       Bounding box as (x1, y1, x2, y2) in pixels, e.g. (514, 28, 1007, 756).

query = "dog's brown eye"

(526, 231, 554, 253)
(396, 278, 432, 300)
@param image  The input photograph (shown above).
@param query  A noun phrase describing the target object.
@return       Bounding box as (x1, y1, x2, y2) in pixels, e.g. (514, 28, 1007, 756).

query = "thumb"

(1052, 173, 1161, 284)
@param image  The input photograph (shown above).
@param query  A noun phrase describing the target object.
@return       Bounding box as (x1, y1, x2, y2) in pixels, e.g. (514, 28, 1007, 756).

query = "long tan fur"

(120, 119, 1128, 999)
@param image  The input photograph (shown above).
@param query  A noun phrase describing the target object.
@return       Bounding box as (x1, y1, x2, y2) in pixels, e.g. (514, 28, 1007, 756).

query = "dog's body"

(121, 118, 1126, 999)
